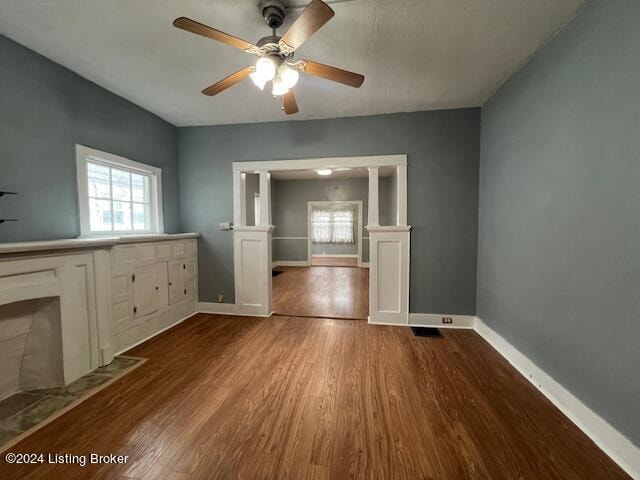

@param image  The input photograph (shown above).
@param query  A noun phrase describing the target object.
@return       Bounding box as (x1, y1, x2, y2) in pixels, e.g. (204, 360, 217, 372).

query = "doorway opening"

(232, 155, 410, 325)
(270, 172, 370, 319)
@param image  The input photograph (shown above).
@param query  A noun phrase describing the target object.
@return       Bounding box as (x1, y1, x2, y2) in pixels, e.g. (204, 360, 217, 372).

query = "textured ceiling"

(0, 0, 585, 126)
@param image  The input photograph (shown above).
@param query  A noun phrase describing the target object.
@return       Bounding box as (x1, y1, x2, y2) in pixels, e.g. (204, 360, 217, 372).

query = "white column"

(367, 166, 379, 227)
(368, 227, 411, 325)
(396, 164, 407, 226)
(258, 170, 271, 226)
(233, 171, 247, 227)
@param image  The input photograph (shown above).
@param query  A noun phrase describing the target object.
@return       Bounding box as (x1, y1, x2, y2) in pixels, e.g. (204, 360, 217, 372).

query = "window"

(76, 145, 163, 236)
(311, 208, 354, 244)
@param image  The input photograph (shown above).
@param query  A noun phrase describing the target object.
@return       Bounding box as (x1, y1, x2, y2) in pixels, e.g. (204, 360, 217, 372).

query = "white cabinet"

(110, 239, 198, 353)
(168, 259, 184, 305)
(133, 264, 160, 318)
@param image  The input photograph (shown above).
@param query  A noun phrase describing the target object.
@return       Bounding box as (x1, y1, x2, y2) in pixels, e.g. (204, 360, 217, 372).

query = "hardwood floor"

(273, 266, 368, 319)
(310, 256, 359, 267)
(0, 314, 628, 479)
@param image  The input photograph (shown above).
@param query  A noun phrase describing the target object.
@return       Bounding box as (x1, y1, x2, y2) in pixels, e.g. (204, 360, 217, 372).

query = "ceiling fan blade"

(202, 67, 253, 96)
(282, 91, 299, 115)
(173, 17, 258, 53)
(299, 60, 364, 88)
(279, 0, 334, 53)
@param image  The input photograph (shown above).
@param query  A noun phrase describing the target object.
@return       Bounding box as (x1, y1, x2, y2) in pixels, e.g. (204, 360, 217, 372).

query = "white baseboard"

(408, 313, 475, 329)
(199, 302, 238, 315)
(475, 317, 639, 479)
(311, 254, 359, 258)
(198, 302, 272, 318)
(272, 260, 309, 267)
(361, 262, 370, 268)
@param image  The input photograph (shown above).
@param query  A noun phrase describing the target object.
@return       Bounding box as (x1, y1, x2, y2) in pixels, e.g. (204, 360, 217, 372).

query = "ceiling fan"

(173, 0, 365, 115)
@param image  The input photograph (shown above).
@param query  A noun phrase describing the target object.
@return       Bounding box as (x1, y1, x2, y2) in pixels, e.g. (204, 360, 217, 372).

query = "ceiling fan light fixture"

(272, 76, 289, 96)
(249, 71, 267, 90)
(255, 57, 277, 82)
(316, 169, 332, 176)
(279, 64, 299, 89)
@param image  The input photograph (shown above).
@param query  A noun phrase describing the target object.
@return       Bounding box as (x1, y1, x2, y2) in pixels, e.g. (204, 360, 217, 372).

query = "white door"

(168, 259, 185, 305)
(133, 264, 160, 318)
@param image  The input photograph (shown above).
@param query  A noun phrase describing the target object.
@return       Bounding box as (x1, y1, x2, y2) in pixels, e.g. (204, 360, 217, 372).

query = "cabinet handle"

(169, 282, 172, 286)
(155, 286, 159, 290)
(184, 288, 187, 295)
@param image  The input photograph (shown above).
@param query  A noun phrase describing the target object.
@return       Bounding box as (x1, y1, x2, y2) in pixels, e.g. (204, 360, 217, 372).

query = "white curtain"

(311, 208, 354, 244)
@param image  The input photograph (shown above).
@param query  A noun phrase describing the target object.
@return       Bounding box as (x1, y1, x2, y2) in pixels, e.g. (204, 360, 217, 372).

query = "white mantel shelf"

(0, 233, 199, 255)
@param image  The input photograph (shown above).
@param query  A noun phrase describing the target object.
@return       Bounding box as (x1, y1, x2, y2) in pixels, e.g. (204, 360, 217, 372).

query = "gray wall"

(0, 34, 180, 242)
(477, 0, 640, 445)
(272, 179, 373, 261)
(179, 108, 480, 312)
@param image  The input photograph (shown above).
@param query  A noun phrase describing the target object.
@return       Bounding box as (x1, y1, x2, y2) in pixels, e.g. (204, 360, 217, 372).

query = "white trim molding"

(273, 260, 308, 267)
(76, 144, 164, 237)
(233, 154, 407, 173)
(475, 317, 639, 479)
(198, 302, 272, 318)
(408, 313, 475, 329)
(198, 302, 238, 315)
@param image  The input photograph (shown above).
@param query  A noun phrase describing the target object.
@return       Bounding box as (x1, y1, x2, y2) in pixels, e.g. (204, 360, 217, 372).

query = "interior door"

(133, 264, 160, 318)
(168, 259, 185, 305)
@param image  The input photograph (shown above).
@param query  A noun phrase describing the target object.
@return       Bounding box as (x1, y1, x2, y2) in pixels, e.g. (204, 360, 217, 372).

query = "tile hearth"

(0, 356, 143, 449)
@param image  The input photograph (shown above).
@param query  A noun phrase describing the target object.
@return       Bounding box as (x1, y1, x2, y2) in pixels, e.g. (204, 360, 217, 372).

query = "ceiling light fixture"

(272, 74, 290, 96)
(172, 0, 365, 116)
(250, 56, 277, 90)
(279, 64, 299, 89)
(316, 169, 332, 176)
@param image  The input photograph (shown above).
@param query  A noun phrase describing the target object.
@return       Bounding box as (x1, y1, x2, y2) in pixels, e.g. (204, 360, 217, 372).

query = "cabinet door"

(168, 259, 185, 305)
(133, 264, 160, 318)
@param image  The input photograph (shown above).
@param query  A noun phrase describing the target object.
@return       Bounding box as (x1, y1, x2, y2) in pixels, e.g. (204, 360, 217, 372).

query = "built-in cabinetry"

(110, 238, 198, 353)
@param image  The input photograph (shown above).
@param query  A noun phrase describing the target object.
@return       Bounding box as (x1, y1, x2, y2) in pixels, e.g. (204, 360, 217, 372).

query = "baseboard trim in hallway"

(272, 312, 367, 321)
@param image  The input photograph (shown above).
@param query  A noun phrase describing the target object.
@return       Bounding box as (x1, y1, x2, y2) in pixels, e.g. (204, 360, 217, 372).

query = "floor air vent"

(411, 327, 443, 338)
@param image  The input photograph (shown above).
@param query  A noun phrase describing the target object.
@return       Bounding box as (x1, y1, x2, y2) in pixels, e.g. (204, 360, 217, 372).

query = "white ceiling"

(0, 0, 585, 127)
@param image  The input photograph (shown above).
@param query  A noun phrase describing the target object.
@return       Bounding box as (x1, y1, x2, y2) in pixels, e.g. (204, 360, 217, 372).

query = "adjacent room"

(0, 0, 638, 478)
(270, 167, 392, 319)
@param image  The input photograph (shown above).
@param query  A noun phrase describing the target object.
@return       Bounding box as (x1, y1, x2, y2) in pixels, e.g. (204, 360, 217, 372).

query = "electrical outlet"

(217, 294, 224, 303)
(442, 317, 453, 324)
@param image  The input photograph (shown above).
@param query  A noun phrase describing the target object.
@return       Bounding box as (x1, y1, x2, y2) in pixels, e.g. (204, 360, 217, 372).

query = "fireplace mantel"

(0, 233, 199, 255)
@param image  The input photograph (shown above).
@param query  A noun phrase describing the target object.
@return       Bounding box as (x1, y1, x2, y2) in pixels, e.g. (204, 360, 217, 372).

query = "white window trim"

(76, 144, 164, 237)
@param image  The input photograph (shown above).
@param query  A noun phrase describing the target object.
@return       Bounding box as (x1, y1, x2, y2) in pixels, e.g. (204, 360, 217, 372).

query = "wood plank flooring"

(273, 266, 368, 319)
(0, 314, 628, 479)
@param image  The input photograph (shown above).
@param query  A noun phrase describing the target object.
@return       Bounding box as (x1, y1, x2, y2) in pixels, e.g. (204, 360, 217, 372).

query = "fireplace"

(0, 298, 64, 399)
(0, 251, 111, 398)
